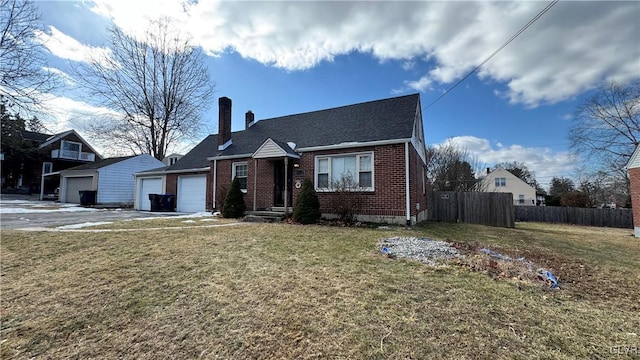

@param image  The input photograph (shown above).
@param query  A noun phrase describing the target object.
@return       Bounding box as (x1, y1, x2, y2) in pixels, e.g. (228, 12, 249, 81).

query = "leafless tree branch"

(74, 17, 215, 160)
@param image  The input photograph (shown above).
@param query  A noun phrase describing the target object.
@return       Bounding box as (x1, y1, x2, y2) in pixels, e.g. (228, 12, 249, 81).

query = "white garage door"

(177, 175, 206, 213)
(65, 176, 94, 203)
(139, 177, 162, 211)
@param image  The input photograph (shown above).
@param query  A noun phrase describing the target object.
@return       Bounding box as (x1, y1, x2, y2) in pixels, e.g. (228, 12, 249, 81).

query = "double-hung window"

(232, 162, 248, 192)
(495, 177, 506, 187)
(315, 153, 374, 191)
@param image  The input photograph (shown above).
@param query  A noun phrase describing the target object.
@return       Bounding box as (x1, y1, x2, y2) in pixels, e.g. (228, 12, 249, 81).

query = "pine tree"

(293, 179, 321, 224)
(222, 177, 246, 218)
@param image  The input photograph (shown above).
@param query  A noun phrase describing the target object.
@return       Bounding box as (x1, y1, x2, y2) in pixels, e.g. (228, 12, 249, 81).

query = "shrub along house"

(135, 94, 428, 225)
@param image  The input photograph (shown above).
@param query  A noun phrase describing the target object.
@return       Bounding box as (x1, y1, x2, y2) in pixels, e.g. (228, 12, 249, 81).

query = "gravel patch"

(380, 236, 461, 265)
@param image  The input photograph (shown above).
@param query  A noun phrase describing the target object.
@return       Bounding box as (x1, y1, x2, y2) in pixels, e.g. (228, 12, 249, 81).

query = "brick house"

(625, 145, 640, 236)
(0, 129, 102, 198)
(135, 94, 428, 224)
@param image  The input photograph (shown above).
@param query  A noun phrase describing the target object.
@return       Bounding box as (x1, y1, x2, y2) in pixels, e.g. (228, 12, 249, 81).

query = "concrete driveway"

(0, 194, 173, 230)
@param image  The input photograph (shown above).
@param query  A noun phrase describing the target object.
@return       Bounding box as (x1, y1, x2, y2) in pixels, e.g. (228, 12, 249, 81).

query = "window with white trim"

(232, 162, 248, 192)
(518, 194, 525, 204)
(495, 177, 506, 187)
(315, 153, 374, 191)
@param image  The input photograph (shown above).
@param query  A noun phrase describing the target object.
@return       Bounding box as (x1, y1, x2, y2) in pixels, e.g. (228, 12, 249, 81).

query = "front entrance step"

(246, 211, 287, 223)
(269, 207, 293, 213)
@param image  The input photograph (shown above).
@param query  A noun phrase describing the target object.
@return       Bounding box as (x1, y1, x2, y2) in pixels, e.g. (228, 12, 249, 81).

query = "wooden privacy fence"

(515, 206, 633, 228)
(427, 191, 515, 228)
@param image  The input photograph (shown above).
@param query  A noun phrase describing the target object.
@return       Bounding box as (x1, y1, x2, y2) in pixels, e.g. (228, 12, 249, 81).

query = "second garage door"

(177, 175, 206, 213)
(65, 176, 95, 203)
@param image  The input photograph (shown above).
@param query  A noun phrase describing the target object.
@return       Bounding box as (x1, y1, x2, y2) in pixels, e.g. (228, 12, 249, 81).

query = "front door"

(273, 160, 293, 207)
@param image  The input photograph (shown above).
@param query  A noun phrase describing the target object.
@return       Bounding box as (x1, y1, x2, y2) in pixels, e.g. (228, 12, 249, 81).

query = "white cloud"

(35, 26, 112, 65)
(87, 0, 638, 107)
(437, 135, 578, 190)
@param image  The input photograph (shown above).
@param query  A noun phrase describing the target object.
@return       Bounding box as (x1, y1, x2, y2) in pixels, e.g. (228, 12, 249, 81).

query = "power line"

(424, 0, 559, 110)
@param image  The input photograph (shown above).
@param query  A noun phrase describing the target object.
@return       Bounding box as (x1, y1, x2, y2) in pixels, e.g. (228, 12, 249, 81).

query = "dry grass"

(1, 221, 639, 359)
(84, 217, 239, 230)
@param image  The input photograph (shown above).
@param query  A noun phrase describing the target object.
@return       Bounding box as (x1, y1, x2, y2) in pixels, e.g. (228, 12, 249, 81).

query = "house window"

(61, 140, 82, 159)
(518, 194, 525, 204)
(495, 177, 506, 187)
(315, 152, 374, 191)
(42, 162, 53, 174)
(232, 162, 248, 192)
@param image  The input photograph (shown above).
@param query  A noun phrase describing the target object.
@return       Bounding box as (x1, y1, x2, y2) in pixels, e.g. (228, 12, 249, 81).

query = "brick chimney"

(218, 97, 232, 150)
(245, 110, 254, 129)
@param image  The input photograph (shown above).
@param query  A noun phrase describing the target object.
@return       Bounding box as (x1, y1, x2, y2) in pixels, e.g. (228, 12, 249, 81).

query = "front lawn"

(1, 222, 638, 359)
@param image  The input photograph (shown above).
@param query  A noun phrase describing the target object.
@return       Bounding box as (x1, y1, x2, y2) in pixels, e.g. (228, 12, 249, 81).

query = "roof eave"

(135, 166, 210, 176)
(296, 138, 411, 152)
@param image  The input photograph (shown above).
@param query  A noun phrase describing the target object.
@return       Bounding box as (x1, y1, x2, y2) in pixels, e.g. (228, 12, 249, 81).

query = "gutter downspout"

(253, 159, 257, 211)
(405, 141, 411, 226)
(212, 159, 217, 210)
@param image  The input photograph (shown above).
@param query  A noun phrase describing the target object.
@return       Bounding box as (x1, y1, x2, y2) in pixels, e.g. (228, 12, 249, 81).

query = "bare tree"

(75, 18, 215, 160)
(426, 143, 481, 191)
(569, 80, 640, 174)
(0, 0, 57, 111)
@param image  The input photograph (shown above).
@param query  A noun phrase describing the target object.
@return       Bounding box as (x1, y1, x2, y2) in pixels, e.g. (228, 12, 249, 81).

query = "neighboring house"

(0, 129, 102, 198)
(625, 145, 640, 237)
(59, 154, 163, 205)
(135, 94, 428, 224)
(478, 168, 537, 206)
(162, 153, 183, 166)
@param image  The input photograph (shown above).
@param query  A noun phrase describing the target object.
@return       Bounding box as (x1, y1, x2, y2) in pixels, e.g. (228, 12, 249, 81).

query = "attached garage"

(138, 177, 163, 211)
(177, 175, 206, 212)
(63, 176, 95, 203)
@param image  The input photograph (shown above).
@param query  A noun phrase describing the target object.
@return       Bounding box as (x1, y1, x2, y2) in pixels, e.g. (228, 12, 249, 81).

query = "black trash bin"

(159, 194, 176, 212)
(148, 194, 161, 212)
(79, 190, 97, 206)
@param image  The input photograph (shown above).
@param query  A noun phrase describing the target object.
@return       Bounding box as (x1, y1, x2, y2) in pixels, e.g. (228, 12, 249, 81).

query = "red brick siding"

(409, 145, 428, 217)
(629, 167, 640, 227)
(292, 144, 407, 217)
(210, 143, 428, 219)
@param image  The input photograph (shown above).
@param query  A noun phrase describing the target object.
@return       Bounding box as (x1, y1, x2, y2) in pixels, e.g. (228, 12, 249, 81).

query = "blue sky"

(27, 0, 640, 189)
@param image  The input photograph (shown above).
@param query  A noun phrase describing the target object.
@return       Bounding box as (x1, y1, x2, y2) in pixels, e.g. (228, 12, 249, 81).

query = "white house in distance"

(478, 168, 537, 206)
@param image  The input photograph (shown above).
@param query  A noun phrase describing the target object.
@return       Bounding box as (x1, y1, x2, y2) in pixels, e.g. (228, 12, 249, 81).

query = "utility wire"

(424, 0, 559, 110)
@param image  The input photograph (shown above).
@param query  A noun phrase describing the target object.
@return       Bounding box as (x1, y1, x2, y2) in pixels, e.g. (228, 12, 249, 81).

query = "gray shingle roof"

(167, 93, 420, 170)
(20, 130, 51, 143)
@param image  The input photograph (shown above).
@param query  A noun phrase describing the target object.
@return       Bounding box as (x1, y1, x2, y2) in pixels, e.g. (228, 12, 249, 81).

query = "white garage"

(60, 155, 165, 206)
(63, 176, 95, 203)
(137, 177, 163, 211)
(177, 175, 206, 213)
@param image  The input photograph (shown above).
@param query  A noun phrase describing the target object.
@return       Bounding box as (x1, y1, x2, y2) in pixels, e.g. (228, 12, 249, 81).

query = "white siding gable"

(97, 154, 164, 204)
(626, 145, 640, 169)
(480, 168, 537, 206)
(253, 138, 299, 159)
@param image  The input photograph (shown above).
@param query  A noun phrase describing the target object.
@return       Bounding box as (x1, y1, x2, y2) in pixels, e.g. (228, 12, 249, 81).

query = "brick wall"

(210, 143, 428, 222)
(292, 144, 408, 218)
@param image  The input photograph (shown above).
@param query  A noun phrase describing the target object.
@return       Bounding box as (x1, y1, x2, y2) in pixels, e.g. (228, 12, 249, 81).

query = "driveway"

(0, 195, 176, 230)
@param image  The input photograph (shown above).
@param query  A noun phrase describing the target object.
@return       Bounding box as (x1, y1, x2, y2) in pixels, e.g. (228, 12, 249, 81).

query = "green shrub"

(222, 177, 246, 218)
(293, 179, 321, 224)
